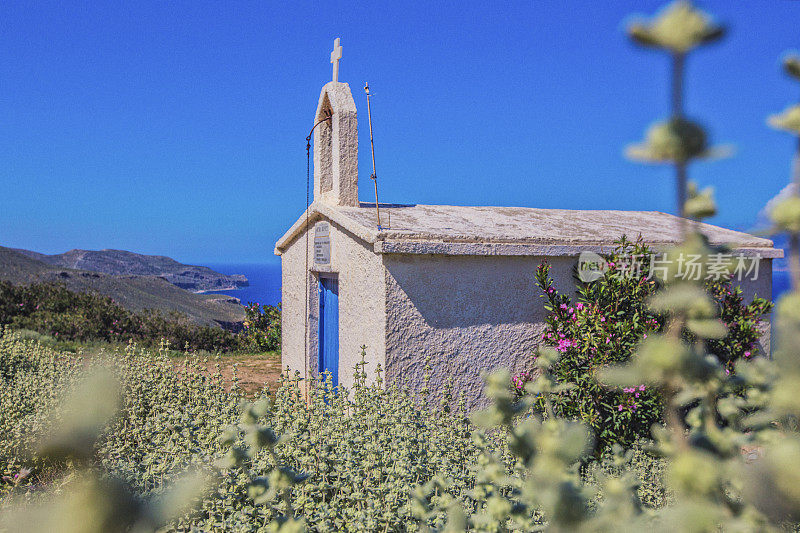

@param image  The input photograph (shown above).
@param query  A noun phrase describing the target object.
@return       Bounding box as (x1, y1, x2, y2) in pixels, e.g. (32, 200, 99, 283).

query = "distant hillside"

(0, 246, 244, 328)
(12, 248, 248, 293)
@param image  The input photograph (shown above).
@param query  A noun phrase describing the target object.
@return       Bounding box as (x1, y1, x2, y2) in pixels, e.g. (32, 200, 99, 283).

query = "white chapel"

(275, 40, 780, 410)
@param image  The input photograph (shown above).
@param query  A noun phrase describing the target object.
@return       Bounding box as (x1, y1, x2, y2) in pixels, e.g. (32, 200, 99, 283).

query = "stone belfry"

(313, 38, 358, 207)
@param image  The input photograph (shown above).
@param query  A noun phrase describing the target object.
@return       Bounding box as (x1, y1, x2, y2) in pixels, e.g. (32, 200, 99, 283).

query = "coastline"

(203, 263, 282, 307)
(195, 285, 247, 294)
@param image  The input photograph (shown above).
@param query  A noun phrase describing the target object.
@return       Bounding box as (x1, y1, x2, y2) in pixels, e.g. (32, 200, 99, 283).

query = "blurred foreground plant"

(0, 368, 215, 533)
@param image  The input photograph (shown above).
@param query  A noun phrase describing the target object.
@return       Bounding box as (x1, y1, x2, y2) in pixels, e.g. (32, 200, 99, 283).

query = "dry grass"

(71, 340, 282, 397)
(184, 352, 282, 396)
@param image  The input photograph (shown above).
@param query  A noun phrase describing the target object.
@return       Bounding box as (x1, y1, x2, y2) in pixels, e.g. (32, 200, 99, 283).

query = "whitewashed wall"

(382, 255, 578, 411)
(280, 216, 386, 390)
(382, 254, 773, 411)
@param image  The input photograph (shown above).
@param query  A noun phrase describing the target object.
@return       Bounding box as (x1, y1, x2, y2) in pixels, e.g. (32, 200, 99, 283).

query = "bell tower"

(313, 39, 358, 207)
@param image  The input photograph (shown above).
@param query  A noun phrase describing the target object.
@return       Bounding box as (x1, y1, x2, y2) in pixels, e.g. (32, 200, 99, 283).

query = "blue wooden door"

(318, 276, 339, 387)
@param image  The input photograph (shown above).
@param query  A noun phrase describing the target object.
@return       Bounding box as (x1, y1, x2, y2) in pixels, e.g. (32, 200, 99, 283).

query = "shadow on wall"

(383, 254, 579, 411)
(384, 255, 577, 329)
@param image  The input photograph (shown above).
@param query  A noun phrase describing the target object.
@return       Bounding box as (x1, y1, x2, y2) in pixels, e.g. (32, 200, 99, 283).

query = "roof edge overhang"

(275, 204, 783, 260)
(274, 202, 379, 255)
(373, 240, 784, 258)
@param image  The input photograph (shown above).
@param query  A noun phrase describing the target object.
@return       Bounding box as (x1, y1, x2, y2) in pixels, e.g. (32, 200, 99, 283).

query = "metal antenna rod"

(364, 83, 382, 229)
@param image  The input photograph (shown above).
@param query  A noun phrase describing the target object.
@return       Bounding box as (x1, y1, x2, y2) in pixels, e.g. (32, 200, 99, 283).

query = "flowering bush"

(704, 279, 772, 369)
(238, 302, 281, 352)
(515, 236, 772, 452)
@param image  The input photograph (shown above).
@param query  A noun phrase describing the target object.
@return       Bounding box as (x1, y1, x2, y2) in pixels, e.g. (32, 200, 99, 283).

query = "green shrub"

(0, 327, 84, 494)
(211, 359, 495, 531)
(583, 439, 670, 510)
(239, 302, 281, 353)
(0, 281, 239, 352)
(0, 337, 222, 531)
(0, 333, 504, 531)
(97, 343, 243, 501)
(515, 236, 772, 452)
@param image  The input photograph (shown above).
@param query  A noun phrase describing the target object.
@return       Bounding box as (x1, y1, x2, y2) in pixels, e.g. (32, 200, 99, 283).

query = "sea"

(206, 263, 282, 307)
(774, 268, 791, 301)
(770, 234, 792, 301)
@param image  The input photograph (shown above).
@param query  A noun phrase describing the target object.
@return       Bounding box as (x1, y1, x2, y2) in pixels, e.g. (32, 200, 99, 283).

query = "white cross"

(330, 38, 342, 83)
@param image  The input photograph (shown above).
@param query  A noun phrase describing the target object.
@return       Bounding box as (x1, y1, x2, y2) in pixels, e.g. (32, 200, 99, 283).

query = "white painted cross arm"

(331, 37, 342, 82)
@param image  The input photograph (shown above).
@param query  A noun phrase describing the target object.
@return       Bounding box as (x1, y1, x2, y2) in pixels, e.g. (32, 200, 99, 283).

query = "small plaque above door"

(314, 223, 331, 265)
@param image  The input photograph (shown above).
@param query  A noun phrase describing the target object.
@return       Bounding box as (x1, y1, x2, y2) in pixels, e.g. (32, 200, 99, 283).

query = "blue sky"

(2, 1, 798, 264)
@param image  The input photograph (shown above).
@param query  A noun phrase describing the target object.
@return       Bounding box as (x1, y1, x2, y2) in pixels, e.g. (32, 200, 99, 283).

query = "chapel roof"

(274, 202, 782, 258)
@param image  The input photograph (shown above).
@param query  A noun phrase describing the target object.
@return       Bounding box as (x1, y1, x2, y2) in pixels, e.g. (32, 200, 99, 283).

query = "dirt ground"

(187, 353, 283, 396)
(74, 342, 284, 397)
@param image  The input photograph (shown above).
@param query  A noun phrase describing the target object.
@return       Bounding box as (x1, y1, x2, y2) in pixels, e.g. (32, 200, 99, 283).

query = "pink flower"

(639, 385, 645, 391)
(556, 338, 580, 352)
(576, 302, 584, 310)
(618, 405, 624, 411)
(744, 351, 751, 358)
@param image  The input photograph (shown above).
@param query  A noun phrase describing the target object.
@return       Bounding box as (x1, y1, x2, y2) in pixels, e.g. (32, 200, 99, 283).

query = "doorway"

(318, 276, 339, 387)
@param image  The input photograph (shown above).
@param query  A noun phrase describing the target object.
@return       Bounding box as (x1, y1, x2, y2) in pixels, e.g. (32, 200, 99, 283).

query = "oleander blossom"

(510, 363, 538, 394)
(556, 338, 579, 352)
(511, 371, 533, 390)
(623, 384, 646, 398)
